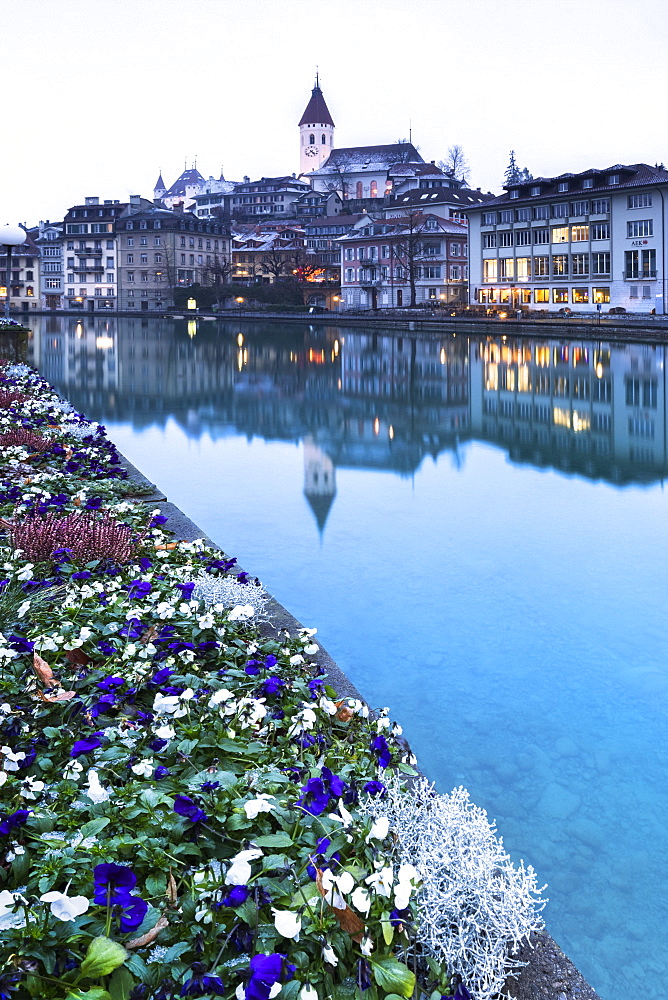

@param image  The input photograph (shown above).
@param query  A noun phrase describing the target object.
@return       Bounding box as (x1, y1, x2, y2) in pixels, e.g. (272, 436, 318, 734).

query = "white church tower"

(299, 75, 335, 175)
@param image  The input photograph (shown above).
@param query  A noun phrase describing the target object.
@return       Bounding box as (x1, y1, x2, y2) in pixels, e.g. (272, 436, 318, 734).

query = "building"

(466, 162, 668, 314)
(385, 185, 495, 224)
(34, 221, 63, 309)
(299, 76, 335, 175)
(116, 200, 231, 311)
(227, 176, 312, 220)
(231, 226, 306, 284)
(0, 230, 40, 315)
(155, 165, 207, 211)
(63, 197, 127, 312)
(190, 172, 237, 219)
(339, 212, 469, 309)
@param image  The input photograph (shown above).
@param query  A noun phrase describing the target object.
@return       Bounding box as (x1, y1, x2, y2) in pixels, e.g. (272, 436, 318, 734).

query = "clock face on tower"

(305, 146, 318, 156)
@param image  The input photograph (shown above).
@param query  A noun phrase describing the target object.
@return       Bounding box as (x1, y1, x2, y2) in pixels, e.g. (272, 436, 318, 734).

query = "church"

(298, 77, 459, 202)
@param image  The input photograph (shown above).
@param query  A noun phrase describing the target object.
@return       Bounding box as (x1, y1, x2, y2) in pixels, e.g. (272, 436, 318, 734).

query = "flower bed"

(0, 361, 545, 1000)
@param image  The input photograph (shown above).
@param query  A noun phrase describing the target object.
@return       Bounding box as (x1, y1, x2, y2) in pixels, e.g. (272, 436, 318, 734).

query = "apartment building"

(467, 163, 668, 314)
(63, 197, 127, 312)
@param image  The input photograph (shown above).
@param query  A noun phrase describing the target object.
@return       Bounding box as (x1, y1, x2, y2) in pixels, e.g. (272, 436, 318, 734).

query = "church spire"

(299, 76, 334, 127)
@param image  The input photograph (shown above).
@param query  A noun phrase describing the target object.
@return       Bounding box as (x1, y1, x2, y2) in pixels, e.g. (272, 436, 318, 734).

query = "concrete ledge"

(118, 453, 602, 1000)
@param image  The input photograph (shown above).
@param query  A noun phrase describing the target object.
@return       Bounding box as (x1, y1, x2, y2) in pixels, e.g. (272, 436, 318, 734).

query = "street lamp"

(1, 223, 25, 322)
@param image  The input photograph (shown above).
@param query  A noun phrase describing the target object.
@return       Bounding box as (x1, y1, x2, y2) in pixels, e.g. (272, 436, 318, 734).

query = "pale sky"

(7, 0, 668, 225)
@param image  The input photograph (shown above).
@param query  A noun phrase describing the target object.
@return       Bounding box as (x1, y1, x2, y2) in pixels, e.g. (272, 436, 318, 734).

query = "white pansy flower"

(131, 758, 154, 778)
(322, 943, 338, 966)
(63, 760, 84, 781)
(20, 776, 45, 799)
(335, 870, 355, 895)
(365, 866, 394, 897)
(319, 869, 345, 909)
(243, 794, 276, 819)
(299, 986, 318, 1000)
(153, 724, 175, 740)
(0, 772, 6, 787)
(152, 692, 181, 715)
(1, 747, 25, 771)
(289, 654, 304, 666)
(85, 769, 112, 804)
(366, 816, 390, 842)
(228, 604, 254, 621)
(226, 848, 263, 886)
(209, 688, 234, 707)
(303, 644, 319, 656)
(40, 890, 90, 921)
(0, 890, 26, 930)
(272, 908, 301, 940)
(318, 697, 338, 716)
(299, 627, 317, 638)
(376, 717, 391, 731)
(198, 613, 215, 629)
(351, 886, 371, 915)
(327, 800, 353, 828)
(360, 936, 374, 956)
(17, 600, 31, 619)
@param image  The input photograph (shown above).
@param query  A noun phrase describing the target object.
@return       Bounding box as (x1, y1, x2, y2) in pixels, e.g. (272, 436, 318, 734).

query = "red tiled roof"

(299, 84, 334, 127)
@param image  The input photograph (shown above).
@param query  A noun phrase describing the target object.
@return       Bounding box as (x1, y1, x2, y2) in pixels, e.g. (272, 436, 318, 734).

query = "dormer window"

(558, 181, 569, 192)
(509, 189, 519, 199)
(582, 178, 594, 189)
(609, 173, 620, 185)
(531, 186, 541, 196)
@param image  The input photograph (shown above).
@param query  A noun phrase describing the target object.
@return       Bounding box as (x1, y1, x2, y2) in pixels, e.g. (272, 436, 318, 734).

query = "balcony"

(623, 270, 657, 280)
(71, 264, 105, 273)
(75, 247, 102, 256)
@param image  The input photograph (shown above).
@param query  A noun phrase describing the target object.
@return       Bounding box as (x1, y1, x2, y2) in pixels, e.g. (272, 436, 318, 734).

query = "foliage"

(0, 361, 545, 1000)
(504, 152, 533, 186)
(437, 146, 470, 185)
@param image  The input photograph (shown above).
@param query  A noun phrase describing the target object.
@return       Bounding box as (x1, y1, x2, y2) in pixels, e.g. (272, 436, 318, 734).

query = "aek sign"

(629, 239, 651, 245)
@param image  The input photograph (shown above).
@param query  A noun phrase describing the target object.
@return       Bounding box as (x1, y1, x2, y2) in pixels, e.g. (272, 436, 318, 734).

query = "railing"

(71, 265, 104, 273)
(75, 248, 102, 256)
(623, 270, 657, 279)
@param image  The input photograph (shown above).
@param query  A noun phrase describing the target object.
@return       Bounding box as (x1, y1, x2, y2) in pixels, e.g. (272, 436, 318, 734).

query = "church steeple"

(299, 76, 335, 175)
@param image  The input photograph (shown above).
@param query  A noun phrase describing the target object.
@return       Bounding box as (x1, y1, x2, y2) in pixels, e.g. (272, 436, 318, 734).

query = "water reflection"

(28, 315, 668, 516)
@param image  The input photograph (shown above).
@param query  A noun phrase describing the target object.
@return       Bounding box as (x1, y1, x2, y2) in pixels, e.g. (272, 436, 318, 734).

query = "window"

(557, 181, 569, 192)
(572, 288, 589, 303)
(534, 288, 550, 302)
(499, 210, 513, 223)
(533, 228, 549, 245)
(629, 417, 655, 438)
(106, 257, 114, 268)
(482, 233, 497, 248)
(450, 243, 461, 256)
(345, 268, 354, 282)
(140, 254, 148, 263)
(423, 265, 441, 278)
(449, 265, 461, 280)
(643, 285, 652, 299)
(552, 254, 568, 276)
(140, 272, 148, 282)
(509, 189, 519, 199)
(571, 225, 589, 242)
(499, 258, 514, 278)
(592, 223, 610, 240)
(628, 193, 652, 208)
(625, 248, 656, 277)
(45, 278, 60, 288)
(571, 201, 588, 216)
(533, 256, 549, 276)
(582, 178, 594, 189)
(94, 287, 102, 296)
(592, 252, 610, 275)
(370, 181, 377, 197)
(593, 377, 611, 402)
(126, 254, 133, 263)
(552, 203, 569, 218)
(627, 219, 653, 238)
(482, 212, 497, 225)
(516, 208, 531, 222)
(626, 377, 657, 408)
(154, 254, 162, 263)
(516, 257, 531, 278)
(107, 240, 114, 249)
(106, 273, 114, 282)
(593, 286, 610, 303)
(591, 198, 609, 214)
(356, 182, 363, 198)
(126, 222, 134, 231)
(499, 231, 513, 247)
(515, 230, 532, 246)
(127, 271, 134, 282)
(572, 254, 589, 275)
(534, 205, 550, 220)
(180, 253, 186, 264)
(180, 237, 186, 247)
(345, 247, 354, 261)
(552, 227, 569, 243)
(531, 186, 542, 196)
(608, 174, 620, 185)
(483, 259, 498, 281)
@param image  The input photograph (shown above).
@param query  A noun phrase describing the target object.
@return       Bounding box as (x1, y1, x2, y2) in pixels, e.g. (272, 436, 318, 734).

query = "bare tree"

(389, 210, 431, 308)
(438, 144, 470, 185)
(202, 252, 233, 305)
(259, 243, 293, 281)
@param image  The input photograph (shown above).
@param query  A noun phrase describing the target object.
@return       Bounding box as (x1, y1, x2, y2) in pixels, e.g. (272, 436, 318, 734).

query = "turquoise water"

(30, 315, 668, 998)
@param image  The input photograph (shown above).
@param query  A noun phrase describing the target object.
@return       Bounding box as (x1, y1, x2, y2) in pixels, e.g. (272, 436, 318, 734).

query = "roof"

(304, 213, 367, 231)
(299, 82, 334, 127)
(389, 186, 496, 209)
(163, 168, 206, 198)
(154, 173, 166, 192)
(311, 142, 424, 174)
(469, 162, 668, 211)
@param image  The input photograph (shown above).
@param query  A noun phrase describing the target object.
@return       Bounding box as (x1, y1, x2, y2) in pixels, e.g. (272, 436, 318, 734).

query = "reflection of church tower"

(299, 75, 335, 175)
(303, 436, 336, 535)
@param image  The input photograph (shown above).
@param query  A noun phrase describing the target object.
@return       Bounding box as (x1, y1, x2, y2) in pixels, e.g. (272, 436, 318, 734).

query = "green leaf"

(380, 911, 394, 946)
(79, 818, 111, 839)
(397, 764, 419, 776)
(370, 957, 415, 998)
(161, 941, 190, 964)
(79, 937, 127, 979)
(252, 832, 293, 848)
(65, 990, 112, 1000)
(108, 968, 134, 1000)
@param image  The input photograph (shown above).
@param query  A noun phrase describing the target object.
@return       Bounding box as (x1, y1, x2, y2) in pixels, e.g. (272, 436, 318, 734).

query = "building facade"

(63, 197, 127, 312)
(34, 221, 63, 309)
(467, 163, 668, 314)
(0, 231, 40, 315)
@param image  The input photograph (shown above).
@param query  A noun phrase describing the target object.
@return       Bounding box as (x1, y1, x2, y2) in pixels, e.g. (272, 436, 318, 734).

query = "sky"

(7, 0, 668, 226)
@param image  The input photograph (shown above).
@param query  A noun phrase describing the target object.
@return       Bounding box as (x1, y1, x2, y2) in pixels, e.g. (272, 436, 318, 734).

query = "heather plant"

(5, 510, 137, 565)
(0, 428, 51, 453)
(0, 389, 27, 408)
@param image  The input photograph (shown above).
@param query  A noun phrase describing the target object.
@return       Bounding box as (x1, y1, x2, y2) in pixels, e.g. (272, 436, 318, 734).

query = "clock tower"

(299, 75, 335, 175)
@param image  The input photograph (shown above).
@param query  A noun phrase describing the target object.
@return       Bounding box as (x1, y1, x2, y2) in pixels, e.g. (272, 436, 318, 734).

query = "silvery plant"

(362, 775, 547, 1000)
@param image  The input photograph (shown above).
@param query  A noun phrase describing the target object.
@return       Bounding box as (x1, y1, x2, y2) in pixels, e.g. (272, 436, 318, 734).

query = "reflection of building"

(469, 336, 668, 481)
(467, 162, 668, 314)
(303, 436, 336, 533)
